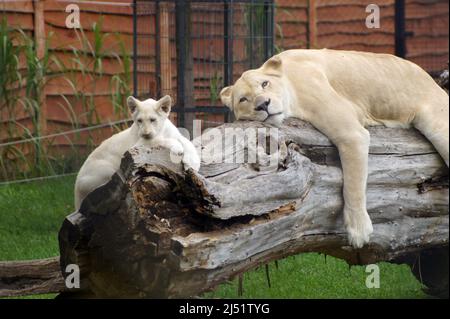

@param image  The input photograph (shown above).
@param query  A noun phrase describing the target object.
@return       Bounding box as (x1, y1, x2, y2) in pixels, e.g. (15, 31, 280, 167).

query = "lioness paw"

(344, 209, 373, 248)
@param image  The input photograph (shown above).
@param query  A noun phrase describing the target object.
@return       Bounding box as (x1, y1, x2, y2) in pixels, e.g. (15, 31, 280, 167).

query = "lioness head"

(127, 95, 172, 140)
(220, 56, 288, 125)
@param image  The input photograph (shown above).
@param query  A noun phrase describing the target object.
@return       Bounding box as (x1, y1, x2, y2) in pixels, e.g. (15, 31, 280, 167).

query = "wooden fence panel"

(0, 0, 448, 181)
(405, 0, 449, 74)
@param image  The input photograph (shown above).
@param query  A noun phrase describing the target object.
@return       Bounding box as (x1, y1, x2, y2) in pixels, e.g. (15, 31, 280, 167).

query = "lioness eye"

(150, 118, 156, 123)
(262, 81, 269, 88)
(137, 119, 143, 123)
(239, 97, 248, 103)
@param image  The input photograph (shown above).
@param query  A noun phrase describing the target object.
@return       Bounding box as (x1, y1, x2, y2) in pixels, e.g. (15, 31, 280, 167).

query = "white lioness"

(74, 95, 200, 210)
(220, 49, 449, 248)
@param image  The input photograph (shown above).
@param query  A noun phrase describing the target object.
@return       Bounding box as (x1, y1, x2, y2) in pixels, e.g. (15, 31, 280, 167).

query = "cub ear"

(158, 95, 172, 114)
(220, 86, 233, 110)
(127, 96, 140, 114)
(262, 56, 282, 76)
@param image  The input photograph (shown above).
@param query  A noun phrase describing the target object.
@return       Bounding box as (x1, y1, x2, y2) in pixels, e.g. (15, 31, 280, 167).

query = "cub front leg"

(178, 137, 201, 171)
(144, 137, 184, 163)
(335, 129, 373, 248)
(163, 138, 185, 164)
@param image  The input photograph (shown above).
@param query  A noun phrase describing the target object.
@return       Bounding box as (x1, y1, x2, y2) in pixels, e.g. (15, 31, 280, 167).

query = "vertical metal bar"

(263, 0, 274, 60)
(133, 0, 138, 97)
(176, 0, 186, 128)
(395, 0, 407, 58)
(223, 1, 231, 86)
(223, 1, 229, 122)
(249, 0, 254, 68)
(269, 0, 274, 57)
(224, 0, 234, 122)
(155, 0, 161, 98)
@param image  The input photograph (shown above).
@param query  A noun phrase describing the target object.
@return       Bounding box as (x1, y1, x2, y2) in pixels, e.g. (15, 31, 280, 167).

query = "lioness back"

(278, 49, 448, 127)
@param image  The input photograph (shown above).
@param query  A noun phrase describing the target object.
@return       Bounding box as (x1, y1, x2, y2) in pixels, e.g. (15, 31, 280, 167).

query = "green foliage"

(0, 17, 22, 119)
(110, 34, 132, 120)
(244, 2, 287, 66)
(0, 18, 131, 182)
(209, 71, 222, 104)
(244, 2, 266, 67)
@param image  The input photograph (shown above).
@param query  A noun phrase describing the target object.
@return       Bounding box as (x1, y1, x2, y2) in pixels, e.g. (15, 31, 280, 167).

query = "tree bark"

(58, 118, 449, 298)
(0, 257, 66, 297)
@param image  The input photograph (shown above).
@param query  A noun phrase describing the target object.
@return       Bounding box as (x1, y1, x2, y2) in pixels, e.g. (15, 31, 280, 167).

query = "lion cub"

(74, 95, 200, 209)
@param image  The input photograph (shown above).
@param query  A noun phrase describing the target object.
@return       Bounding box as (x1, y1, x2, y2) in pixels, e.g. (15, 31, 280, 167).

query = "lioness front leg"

(334, 128, 373, 248)
(304, 98, 373, 247)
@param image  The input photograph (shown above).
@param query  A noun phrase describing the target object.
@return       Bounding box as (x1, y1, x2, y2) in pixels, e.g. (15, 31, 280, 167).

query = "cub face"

(220, 56, 287, 125)
(127, 95, 172, 139)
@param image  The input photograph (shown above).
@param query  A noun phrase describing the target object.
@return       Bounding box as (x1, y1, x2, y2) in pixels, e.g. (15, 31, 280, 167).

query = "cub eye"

(239, 97, 248, 103)
(261, 81, 269, 89)
(137, 119, 143, 123)
(150, 118, 156, 123)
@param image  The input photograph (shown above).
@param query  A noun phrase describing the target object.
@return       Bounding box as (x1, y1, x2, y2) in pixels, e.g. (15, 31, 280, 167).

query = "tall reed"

(0, 18, 132, 182)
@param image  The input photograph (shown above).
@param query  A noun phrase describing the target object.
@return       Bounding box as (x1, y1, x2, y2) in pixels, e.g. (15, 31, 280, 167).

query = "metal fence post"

(176, 0, 186, 128)
(155, 0, 161, 98)
(133, 0, 138, 97)
(224, 0, 234, 122)
(264, 0, 274, 60)
(395, 0, 406, 58)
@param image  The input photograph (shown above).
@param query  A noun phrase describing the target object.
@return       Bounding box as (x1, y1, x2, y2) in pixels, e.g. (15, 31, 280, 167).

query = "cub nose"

(255, 98, 271, 112)
(141, 133, 152, 140)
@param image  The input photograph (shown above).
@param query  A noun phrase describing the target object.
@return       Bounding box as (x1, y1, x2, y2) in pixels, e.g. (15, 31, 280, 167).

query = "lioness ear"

(127, 96, 139, 114)
(220, 86, 233, 110)
(262, 56, 282, 76)
(158, 95, 172, 114)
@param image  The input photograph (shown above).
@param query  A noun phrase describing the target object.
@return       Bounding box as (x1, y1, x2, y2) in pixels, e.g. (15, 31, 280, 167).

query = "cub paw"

(344, 209, 373, 249)
(169, 143, 184, 164)
(182, 152, 201, 172)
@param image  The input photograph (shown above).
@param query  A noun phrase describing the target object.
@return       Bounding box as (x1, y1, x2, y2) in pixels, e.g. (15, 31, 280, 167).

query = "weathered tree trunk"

(0, 257, 66, 297)
(58, 118, 448, 298)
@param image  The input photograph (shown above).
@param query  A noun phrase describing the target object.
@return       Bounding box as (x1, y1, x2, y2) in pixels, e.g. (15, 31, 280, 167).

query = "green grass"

(0, 176, 76, 260)
(205, 255, 426, 299)
(0, 177, 426, 299)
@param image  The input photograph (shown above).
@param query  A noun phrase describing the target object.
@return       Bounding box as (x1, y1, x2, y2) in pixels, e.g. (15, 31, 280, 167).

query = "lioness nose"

(255, 98, 271, 112)
(142, 133, 151, 140)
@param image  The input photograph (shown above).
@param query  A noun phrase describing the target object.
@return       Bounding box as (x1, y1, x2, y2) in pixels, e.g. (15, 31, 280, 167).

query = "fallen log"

(0, 257, 65, 297)
(58, 118, 449, 298)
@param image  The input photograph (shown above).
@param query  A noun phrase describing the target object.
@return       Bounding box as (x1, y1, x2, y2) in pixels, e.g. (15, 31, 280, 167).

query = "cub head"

(220, 56, 287, 125)
(127, 95, 172, 140)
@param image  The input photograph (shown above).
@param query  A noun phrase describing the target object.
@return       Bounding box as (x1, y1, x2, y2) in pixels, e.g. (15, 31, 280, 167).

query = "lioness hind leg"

(414, 103, 449, 167)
